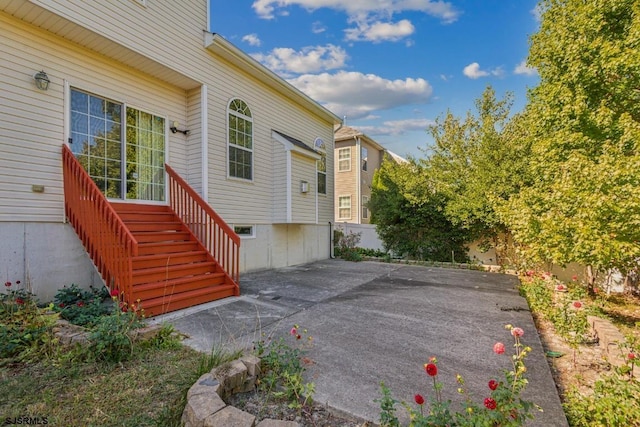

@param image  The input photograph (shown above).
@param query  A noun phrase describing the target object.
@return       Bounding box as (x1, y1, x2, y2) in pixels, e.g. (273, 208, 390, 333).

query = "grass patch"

(0, 334, 241, 426)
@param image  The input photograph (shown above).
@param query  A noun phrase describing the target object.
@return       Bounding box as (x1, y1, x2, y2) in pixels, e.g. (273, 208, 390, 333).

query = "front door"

(70, 88, 166, 201)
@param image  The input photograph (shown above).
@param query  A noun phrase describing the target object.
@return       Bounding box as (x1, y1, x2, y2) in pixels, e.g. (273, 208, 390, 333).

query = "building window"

(338, 147, 351, 172)
(362, 195, 369, 219)
(228, 98, 253, 180)
(338, 196, 351, 220)
(315, 138, 327, 194)
(361, 146, 368, 171)
(233, 225, 255, 238)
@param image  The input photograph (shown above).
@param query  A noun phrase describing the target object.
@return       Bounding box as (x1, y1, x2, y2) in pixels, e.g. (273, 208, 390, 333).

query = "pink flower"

(414, 394, 425, 405)
(290, 327, 297, 336)
(629, 353, 636, 360)
(425, 363, 438, 377)
(493, 342, 505, 355)
(484, 397, 497, 410)
(511, 327, 524, 338)
(572, 301, 582, 309)
(572, 275, 578, 281)
(594, 287, 599, 294)
(555, 284, 565, 292)
(488, 379, 499, 391)
(525, 270, 534, 277)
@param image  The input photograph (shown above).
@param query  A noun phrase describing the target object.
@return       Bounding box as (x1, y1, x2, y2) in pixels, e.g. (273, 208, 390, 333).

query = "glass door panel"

(125, 108, 165, 201)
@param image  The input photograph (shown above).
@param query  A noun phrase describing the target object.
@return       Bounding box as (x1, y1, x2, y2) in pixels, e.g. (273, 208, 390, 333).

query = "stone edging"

(52, 319, 162, 347)
(587, 315, 628, 367)
(182, 354, 299, 427)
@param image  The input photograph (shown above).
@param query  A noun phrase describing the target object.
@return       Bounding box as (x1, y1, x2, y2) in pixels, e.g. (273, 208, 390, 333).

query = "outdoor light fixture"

(33, 70, 50, 90)
(170, 121, 190, 135)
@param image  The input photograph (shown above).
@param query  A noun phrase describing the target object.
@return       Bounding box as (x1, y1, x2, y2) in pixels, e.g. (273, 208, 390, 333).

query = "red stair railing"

(165, 164, 240, 294)
(62, 144, 138, 300)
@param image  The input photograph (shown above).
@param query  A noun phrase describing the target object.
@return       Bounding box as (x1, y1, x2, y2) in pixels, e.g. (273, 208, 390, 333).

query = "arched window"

(315, 137, 327, 194)
(227, 98, 253, 180)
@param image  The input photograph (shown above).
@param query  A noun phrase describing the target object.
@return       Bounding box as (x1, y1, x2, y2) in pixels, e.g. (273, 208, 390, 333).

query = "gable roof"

(272, 130, 321, 160)
(205, 33, 341, 125)
(334, 125, 385, 151)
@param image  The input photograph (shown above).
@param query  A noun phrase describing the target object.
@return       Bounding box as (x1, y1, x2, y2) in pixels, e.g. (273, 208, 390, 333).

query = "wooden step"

(111, 203, 171, 213)
(132, 231, 192, 243)
(140, 284, 236, 316)
(127, 221, 184, 232)
(132, 262, 219, 284)
(131, 251, 210, 269)
(132, 272, 227, 301)
(117, 211, 177, 222)
(137, 241, 201, 255)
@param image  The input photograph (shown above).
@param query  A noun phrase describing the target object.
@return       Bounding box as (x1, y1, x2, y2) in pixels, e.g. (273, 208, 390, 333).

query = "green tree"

(505, 0, 640, 290)
(425, 87, 531, 265)
(369, 157, 469, 262)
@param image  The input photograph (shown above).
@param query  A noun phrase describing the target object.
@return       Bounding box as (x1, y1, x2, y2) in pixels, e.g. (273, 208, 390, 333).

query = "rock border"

(182, 354, 299, 427)
(52, 319, 162, 347)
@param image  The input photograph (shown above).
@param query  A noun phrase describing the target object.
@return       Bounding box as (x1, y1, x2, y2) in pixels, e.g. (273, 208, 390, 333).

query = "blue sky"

(209, 0, 541, 158)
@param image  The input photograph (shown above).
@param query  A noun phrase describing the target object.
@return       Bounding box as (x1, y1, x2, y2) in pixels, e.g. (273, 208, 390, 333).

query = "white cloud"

(440, 74, 452, 81)
(345, 19, 415, 42)
(514, 59, 537, 76)
(252, 44, 348, 74)
(311, 21, 327, 33)
(463, 62, 504, 79)
(252, 0, 460, 24)
(357, 118, 435, 136)
(242, 33, 262, 47)
(287, 70, 433, 120)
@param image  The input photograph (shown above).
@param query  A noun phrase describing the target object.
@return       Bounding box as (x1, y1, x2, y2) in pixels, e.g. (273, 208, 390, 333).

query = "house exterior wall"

(359, 140, 383, 225)
(1, 1, 337, 298)
(290, 152, 318, 224)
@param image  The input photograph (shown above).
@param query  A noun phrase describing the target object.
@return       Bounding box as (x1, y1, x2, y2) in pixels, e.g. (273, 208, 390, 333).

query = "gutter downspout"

(355, 135, 361, 225)
(329, 221, 335, 258)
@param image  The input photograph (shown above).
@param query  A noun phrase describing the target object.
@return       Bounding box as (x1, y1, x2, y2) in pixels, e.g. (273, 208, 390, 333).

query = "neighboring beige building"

(0, 0, 339, 313)
(334, 125, 393, 224)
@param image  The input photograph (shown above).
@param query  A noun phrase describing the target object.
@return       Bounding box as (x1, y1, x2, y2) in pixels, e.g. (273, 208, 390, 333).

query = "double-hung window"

(338, 195, 351, 220)
(338, 147, 351, 172)
(315, 138, 327, 194)
(228, 99, 253, 180)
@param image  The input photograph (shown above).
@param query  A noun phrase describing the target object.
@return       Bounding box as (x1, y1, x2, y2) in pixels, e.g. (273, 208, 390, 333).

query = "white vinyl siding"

(186, 87, 203, 194)
(338, 147, 351, 172)
(272, 142, 288, 223)
(338, 196, 351, 220)
(0, 14, 187, 222)
(291, 152, 316, 224)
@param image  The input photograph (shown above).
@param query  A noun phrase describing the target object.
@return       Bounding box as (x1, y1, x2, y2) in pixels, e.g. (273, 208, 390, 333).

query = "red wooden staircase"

(62, 145, 240, 317)
(112, 203, 237, 316)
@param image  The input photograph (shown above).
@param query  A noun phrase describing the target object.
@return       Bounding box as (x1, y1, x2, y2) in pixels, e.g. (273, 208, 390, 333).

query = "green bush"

(53, 284, 110, 327)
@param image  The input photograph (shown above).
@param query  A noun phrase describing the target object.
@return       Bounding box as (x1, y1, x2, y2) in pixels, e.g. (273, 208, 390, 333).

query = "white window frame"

(227, 98, 253, 181)
(338, 195, 351, 220)
(362, 195, 369, 219)
(338, 147, 351, 172)
(361, 146, 368, 171)
(315, 138, 327, 195)
(233, 224, 256, 239)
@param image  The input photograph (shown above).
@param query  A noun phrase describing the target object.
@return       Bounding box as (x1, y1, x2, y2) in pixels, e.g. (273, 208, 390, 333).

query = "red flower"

(493, 342, 505, 355)
(59, 303, 65, 308)
(572, 301, 582, 309)
(572, 275, 578, 281)
(511, 327, 524, 338)
(15, 297, 24, 305)
(629, 353, 636, 360)
(110, 289, 120, 297)
(484, 397, 497, 410)
(296, 334, 302, 340)
(4, 281, 11, 287)
(77, 301, 84, 307)
(594, 287, 599, 294)
(425, 363, 438, 377)
(488, 379, 499, 390)
(555, 284, 565, 291)
(15, 280, 21, 285)
(414, 394, 425, 405)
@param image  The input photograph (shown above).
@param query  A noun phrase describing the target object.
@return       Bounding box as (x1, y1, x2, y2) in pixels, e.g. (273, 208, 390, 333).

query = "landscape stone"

(181, 391, 226, 427)
(212, 359, 248, 397)
(204, 405, 256, 427)
(588, 315, 627, 366)
(187, 373, 222, 399)
(240, 353, 261, 377)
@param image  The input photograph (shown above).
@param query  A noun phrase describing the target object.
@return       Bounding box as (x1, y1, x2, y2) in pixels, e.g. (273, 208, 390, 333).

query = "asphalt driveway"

(154, 259, 568, 426)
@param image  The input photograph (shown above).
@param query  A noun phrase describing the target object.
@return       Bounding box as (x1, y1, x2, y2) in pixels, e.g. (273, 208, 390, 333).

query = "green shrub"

(53, 284, 110, 327)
